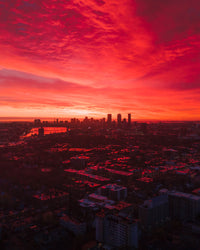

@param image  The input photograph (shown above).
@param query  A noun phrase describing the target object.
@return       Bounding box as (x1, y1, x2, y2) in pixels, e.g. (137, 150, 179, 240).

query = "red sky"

(0, 0, 200, 120)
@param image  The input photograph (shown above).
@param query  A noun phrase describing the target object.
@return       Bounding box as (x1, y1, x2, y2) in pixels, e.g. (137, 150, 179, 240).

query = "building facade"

(96, 211, 138, 249)
(139, 195, 169, 230)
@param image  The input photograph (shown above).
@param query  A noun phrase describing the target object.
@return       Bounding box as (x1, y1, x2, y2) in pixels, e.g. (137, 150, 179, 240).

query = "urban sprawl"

(0, 115, 200, 249)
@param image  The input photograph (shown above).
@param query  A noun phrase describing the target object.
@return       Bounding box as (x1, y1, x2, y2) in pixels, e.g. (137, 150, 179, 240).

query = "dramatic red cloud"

(0, 0, 200, 120)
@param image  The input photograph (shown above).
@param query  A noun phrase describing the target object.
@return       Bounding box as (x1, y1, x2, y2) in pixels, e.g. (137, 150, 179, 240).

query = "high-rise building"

(167, 191, 200, 221)
(122, 118, 127, 126)
(139, 194, 169, 230)
(117, 114, 122, 127)
(128, 113, 131, 127)
(96, 210, 138, 249)
(107, 114, 112, 126)
(159, 189, 200, 221)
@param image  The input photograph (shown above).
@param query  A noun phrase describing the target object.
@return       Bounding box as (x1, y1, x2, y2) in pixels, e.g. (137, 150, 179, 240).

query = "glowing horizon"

(0, 0, 200, 120)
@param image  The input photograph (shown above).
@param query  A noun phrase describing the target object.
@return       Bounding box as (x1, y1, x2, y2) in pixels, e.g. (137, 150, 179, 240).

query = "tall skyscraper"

(128, 113, 131, 127)
(117, 113, 122, 127)
(107, 114, 112, 125)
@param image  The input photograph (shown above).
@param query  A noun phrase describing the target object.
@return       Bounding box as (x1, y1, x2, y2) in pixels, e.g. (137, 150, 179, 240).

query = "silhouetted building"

(122, 118, 127, 127)
(107, 114, 112, 126)
(117, 114, 122, 127)
(128, 113, 131, 127)
(101, 118, 106, 127)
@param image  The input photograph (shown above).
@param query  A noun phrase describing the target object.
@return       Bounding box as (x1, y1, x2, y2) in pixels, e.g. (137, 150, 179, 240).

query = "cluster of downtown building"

(1, 120, 200, 249)
(34, 113, 132, 131)
(106, 113, 132, 128)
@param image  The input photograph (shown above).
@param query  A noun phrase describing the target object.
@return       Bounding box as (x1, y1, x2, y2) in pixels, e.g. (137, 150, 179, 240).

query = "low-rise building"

(98, 184, 127, 201)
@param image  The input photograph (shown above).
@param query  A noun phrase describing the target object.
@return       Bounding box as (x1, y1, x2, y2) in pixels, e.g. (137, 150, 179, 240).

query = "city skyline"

(0, 0, 200, 120)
